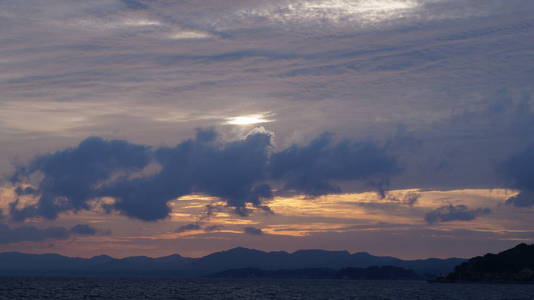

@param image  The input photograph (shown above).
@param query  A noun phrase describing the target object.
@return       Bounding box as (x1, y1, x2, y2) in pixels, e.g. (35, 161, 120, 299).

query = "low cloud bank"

(0, 223, 99, 245)
(8, 128, 399, 222)
(425, 205, 491, 224)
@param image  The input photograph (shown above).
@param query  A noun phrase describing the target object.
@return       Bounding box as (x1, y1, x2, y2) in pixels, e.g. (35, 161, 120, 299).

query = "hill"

(439, 243, 534, 283)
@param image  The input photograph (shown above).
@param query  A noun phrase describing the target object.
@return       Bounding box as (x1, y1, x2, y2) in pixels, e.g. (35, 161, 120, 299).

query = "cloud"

(401, 192, 420, 206)
(2, 0, 534, 257)
(500, 143, 534, 207)
(120, 0, 149, 10)
(243, 226, 263, 235)
(424, 205, 491, 224)
(386, 192, 420, 206)
(204, 225, 222, 232)
(271, 133, 400, 196)
(0, 223, 98, 245)
(9, 129, 400, 221)
(9, 137, 151, 221)
(9, 129, 272, 221)
(238, 0, 422, 28)
(104, 128, 274, 220)
(505, 192, 534, 208)
(176, 223, 223, 233)
(175, 223, 201, 233)
(14, 186, 38, 196)
(69, 224, 97, 236)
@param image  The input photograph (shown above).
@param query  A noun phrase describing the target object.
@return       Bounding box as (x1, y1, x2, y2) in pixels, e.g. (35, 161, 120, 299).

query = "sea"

(1, 278, 533, 299)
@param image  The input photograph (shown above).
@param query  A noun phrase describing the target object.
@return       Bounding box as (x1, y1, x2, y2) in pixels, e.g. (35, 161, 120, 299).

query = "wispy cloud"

(238, 0, 422, 27)
(425, 205, 491, 224)
(0, 223, 100, 245)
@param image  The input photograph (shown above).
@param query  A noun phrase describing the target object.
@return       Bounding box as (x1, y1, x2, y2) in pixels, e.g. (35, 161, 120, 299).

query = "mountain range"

(0, 247, 465, 278)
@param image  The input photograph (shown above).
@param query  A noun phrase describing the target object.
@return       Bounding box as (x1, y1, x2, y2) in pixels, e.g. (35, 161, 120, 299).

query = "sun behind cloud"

(225, 113, 274, 126)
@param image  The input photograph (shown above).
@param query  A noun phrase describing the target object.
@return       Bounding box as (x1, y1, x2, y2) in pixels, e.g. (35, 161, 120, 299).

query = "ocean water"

(1, 278, 533, 300)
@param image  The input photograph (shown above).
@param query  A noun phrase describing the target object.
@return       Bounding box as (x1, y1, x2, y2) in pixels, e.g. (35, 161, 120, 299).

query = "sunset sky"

(1, 0, 534, 259)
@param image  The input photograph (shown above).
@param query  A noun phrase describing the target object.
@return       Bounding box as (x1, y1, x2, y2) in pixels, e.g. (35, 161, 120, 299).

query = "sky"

(1, 0, 534, 259)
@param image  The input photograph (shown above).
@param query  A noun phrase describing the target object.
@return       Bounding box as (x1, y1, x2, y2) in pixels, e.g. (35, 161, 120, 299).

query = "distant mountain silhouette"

(438, 243, 534, 283)
(188, 247, 463, 276)
(210, 266, 421, 280)
(0, 247, 465, 278)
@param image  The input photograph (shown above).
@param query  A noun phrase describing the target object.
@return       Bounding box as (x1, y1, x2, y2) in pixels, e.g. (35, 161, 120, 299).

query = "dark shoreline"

(429, 278, 534, 285)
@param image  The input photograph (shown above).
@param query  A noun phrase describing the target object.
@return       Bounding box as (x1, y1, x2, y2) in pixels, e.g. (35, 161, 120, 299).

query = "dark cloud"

(402, 193, 420, 206)
(386, 192, 420, 206)
(10, 129, 270, 222)
(175, 223, 201, 233)
(104, 128, 273, 220)
(0, 223, 97, 245)
(500, 144, 534, 207)
(10, 137, 151, 221)
(425, 205, 491, 224)
(176, 223, 222, 233)
(9, 129, 400, 222)
(505, 192, 534, 208)
(14, 186, 37, 196)
(243, 227, 263, 235)
(120, 0, 148, 10)
(69, 224, 97, 236)
(204, 225, 222, 232)
(271, 133, 400, 196)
